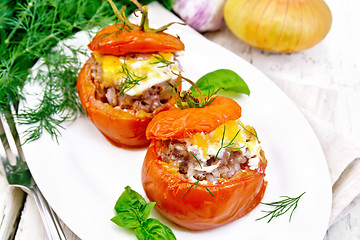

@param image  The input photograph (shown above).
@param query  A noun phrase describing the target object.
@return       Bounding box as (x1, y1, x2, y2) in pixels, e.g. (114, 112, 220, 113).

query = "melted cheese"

(188, 119, 261, 161)
(93, 51, 179, 96)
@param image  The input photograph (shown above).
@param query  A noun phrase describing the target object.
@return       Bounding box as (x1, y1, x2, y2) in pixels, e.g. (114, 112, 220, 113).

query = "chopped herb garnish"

(190, 151, 202, 169)
(214, 126, 242, 161)
(117, 61, 147, 94)
(150, 54, 175, 68)
(238, 121, 258, 140)
(170, 72, 220, 109)
(181, 180, 200, 198)
(193, 180, 199, 192)
(256, 192, 306, 223)
(181, 180, 215, 198)
(205, 186, 215, 197)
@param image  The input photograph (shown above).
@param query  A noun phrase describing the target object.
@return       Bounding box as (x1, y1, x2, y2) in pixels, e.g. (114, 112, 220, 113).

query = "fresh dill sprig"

(117, 61, 147, 94)
(181, 151, 216, 198)
(0, 0, 119, 143)
(181, 180, 214, 198)
(190, 151, 202, 168)
(16, 46, 85, 144)
(256, 192, 306, 223)
(1, 0, 172, 144)
(205, 186, 215, 197)
(150, 54, 175, 68)
(214, 126, 242, 161)
(181, 180, 200, 198)
(190, 151, 202, 169)
(170, 71, 220, 109)
(238, 121, 258, 140)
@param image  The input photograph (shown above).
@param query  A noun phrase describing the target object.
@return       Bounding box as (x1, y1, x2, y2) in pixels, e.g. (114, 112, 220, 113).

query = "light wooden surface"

(1, 0, 359, 239)
(203, 0, 360, 239)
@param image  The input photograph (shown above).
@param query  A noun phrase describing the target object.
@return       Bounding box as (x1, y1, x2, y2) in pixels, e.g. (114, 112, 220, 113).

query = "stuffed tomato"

(76, 4, 184, 148)
(142, 96, 267, 230)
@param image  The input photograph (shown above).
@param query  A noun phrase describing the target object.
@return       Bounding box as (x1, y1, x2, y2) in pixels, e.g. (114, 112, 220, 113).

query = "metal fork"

(0, 109, 66, 240)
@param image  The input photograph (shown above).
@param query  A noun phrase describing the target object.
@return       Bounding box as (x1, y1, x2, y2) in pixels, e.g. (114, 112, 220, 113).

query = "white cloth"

(147, 1, 360, 227)
(274, 81, 360, 225)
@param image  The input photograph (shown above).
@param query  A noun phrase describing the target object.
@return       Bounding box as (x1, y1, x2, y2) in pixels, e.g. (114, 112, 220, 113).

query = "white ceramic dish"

(22, 13, 332, 240)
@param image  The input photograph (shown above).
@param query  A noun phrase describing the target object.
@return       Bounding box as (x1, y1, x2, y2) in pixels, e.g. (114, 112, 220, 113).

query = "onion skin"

(173, 0, 226, 32)
(224, 0, 332, 53)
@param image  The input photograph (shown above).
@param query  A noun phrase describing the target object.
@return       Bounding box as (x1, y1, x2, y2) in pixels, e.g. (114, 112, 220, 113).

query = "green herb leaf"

(135, 218, 176, 240)
(140, 202, 156, 222)
(112, 186, 176, 240)
(111, 209, 142, 228)
(115, 186, 147, 213)
(1, 0, 175, 144)
(190, 69, 250, 97)
(256, 192, 306, 223)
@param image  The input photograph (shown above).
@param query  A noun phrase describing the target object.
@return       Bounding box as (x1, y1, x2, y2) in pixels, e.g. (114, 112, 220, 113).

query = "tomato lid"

(146, 96, 242, 140)
(88, 24, 185, 55)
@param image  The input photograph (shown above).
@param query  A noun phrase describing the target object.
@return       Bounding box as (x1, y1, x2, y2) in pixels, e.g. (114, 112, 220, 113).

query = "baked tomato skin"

(76, 59, 173, 148)
(146, 96, 242, 140)
(88, 23, 185, 56)
(142, 140, 267, 230)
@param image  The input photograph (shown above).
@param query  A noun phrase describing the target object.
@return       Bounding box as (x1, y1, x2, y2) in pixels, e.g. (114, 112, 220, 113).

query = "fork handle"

(31, 185, 67, 240)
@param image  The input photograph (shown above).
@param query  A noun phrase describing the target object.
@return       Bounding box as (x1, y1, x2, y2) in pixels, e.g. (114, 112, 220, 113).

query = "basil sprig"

(111, 186, 176, 240)
(190, 69, 250, 96)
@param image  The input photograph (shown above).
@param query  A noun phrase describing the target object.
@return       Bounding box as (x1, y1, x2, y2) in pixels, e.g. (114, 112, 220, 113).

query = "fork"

(0, 109, 67, 240)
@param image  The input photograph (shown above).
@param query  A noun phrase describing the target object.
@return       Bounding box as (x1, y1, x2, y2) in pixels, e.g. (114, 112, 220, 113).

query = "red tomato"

(142, 96, 267, 230)
(88, 23, 185, 55)
(76, 60, 176, 148)
(142, 141, 267, 230)
(146, 96, 242, 140)
(77, 23, 184, 148)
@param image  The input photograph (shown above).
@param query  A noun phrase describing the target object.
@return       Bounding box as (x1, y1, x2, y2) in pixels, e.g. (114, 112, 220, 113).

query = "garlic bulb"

(173, 0, 226, 32)
(224, 0, 332, 52)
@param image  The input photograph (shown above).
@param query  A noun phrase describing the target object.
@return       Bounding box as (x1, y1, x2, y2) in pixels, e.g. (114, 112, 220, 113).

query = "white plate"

(22, 15, 332, 240)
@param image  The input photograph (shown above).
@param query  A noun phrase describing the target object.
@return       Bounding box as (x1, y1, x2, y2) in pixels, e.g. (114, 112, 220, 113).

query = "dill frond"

(214, 126, 242, 161)
(1, 0, 172, 143)
(181, 180, 200, 198)
(17, 46, 84, 144)
(238, 121, 258, 140)
(117, 61, 147, 94)
(256, 192, 306, 223)
(150, 54, 175, 68)
(190, 151, 202, 169)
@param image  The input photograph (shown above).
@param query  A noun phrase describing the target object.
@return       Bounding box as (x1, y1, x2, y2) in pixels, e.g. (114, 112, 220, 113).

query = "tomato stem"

(107, 0, 135, 30)
(106, 0, 185, 33)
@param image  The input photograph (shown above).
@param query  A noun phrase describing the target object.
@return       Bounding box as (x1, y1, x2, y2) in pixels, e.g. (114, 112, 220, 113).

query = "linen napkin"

(146, 2, 360, 227)
(272, 81, 360, 226)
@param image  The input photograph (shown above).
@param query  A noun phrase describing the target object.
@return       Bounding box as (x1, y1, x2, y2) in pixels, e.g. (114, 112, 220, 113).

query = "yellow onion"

(224, 0, 332, 53)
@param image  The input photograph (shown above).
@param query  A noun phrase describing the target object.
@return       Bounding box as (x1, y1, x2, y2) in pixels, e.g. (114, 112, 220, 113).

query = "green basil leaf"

(190, 69, 250, 96)
(115, 186, 147, 214)
(139, 202, 156, 223)
(135, 218, 176, 240)
(111, 208, 141, 229)
(112, 187, 176, 240)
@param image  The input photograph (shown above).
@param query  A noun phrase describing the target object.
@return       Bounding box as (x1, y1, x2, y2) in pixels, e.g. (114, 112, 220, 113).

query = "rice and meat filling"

(89, 52, 181, 114)
(159, 120, 263, 185)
